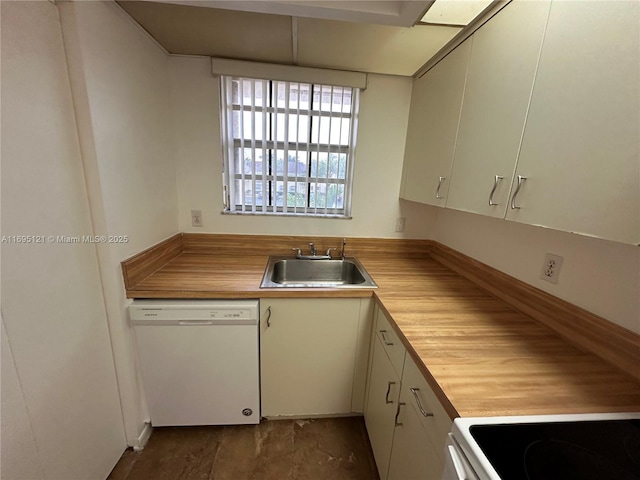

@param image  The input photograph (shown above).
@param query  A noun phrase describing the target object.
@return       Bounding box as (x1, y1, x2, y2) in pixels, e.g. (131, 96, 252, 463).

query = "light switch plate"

(191, 210, 203, 227)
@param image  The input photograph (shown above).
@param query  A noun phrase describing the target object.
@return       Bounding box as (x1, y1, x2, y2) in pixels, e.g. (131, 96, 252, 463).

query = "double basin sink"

(260, 255, 378, 289)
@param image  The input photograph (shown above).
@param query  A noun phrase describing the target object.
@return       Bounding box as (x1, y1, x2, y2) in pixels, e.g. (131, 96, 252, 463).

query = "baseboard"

(132, 422, 152, 452)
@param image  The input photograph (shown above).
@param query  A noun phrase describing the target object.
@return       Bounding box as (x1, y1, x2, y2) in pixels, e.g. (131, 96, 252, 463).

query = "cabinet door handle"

(435, 176, 446, 199)
(488, 175, 504, 206)
(394, 402, 406, 426)
(409, 388, 434, 418)
(510, 175, 527, 209)
(379, 329, 393, 346)
(385, 381, 396, 404)
(265, 306, 272, 327)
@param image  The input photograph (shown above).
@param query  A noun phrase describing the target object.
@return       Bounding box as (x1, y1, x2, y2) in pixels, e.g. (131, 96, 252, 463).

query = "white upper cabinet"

(506, 1, 640, 245)
(446, 1, 551, 217)
(400, 39, 472, 206)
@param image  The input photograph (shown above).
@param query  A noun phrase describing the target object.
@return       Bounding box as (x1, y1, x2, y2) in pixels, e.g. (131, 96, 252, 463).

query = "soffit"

(127, 0, 432, 27)
(296, 18, 460, 76)
(118, 2, 294, 63)
(117, 1, 463, 76)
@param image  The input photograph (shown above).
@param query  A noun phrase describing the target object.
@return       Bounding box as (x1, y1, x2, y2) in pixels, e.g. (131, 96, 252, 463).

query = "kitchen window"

(220, 76, 359, 217)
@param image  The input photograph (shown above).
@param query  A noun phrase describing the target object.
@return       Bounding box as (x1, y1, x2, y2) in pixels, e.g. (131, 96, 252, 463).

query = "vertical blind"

(221, 76, 359, 217)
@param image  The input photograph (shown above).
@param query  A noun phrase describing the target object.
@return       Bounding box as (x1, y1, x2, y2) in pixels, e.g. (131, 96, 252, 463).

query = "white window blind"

(220, 76, 359, 217)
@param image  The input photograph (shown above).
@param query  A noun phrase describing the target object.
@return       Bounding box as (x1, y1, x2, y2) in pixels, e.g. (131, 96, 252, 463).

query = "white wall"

(58, 0, 179, 447)
(1, 2, 126, 478)
(1, 316, 46, 479)
(169, 56, 437, 239)
(434, 208, 640, 334)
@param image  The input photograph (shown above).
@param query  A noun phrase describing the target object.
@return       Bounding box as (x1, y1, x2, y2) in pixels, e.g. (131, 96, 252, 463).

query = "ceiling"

(117, 0, 466, 76)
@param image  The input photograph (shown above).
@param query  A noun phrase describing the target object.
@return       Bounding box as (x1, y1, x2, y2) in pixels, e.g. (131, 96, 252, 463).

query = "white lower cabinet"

(260, 298, 372, 417)
(364, 335, 403, 479)
(388, 356, 452, 480)
(365, 307, 452, 480)
(387, 392, 440, 480)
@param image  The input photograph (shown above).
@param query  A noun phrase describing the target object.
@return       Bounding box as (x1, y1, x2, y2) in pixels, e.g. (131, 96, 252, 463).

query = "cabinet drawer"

(401, 354, 452, 451)
(365, 336, 402, 479)
(375, 308, 406, 378)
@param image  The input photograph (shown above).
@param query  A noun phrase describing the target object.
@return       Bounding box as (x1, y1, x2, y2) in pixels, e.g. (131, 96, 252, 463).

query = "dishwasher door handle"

(178, 320, 214, 326)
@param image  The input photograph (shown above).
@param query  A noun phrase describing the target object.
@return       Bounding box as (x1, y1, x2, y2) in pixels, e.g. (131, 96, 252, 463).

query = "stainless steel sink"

(260, 256, 378, 288)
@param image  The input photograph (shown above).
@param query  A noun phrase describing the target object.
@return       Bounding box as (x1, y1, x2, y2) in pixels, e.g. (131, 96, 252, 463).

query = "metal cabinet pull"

(510, 175, 527, 209)
(385, 381, 396, 404)
(409, 388, 434, 418)
(379, 329, 393, 346)
(488, 175, 504, 206)
(435, 176, 446, 199)
(394, 402, 406, 426)
(265, 306, 272, 327)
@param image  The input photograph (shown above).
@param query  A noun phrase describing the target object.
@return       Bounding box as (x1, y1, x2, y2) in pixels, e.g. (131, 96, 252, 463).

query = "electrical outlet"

(191, 210, 203, 227)
(540, 253, 563, 284)
(395, 217, 406, 232)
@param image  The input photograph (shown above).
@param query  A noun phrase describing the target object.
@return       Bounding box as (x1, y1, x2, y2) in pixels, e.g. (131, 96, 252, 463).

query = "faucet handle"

(291, 248, 302, 258)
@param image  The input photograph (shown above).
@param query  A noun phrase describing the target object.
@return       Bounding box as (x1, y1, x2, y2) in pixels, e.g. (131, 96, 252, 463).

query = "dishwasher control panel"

(129, 299, 259, 324)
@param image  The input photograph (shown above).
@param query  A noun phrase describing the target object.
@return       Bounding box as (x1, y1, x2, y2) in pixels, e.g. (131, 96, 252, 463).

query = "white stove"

(443, 412, 640, 480)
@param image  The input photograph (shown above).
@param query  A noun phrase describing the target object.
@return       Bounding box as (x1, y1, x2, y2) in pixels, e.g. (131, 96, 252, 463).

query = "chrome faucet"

(341, 238, 346, 260)
(291, 242, 334, 260)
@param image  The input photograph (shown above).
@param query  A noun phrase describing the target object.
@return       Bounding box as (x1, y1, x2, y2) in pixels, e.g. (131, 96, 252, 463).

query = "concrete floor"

(108, 417, 380, 480)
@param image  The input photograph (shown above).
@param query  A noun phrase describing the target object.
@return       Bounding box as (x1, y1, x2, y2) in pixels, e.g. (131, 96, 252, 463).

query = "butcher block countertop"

(122, 234, 640, 419)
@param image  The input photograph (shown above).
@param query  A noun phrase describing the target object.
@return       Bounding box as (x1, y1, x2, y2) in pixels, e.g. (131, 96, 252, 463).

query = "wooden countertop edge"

(126, 289, 375, 299)
(430, 243, 640, 383)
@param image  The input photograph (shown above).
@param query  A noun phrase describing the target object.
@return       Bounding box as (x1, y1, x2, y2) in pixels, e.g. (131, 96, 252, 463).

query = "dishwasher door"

(130, 299, 260, 426)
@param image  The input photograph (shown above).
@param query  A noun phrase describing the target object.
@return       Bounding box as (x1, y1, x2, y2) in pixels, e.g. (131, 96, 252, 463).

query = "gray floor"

(108, 417, 380, 480)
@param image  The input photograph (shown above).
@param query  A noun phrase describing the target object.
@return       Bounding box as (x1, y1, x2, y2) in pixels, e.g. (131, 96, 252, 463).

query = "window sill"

(221, 210, 352, 220)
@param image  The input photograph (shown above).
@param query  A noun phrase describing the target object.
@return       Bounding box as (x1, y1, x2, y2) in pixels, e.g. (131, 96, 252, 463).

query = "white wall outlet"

(541, 253, 563, 284)
(191, 209, 203, 227)
(395, 217, 406, 232)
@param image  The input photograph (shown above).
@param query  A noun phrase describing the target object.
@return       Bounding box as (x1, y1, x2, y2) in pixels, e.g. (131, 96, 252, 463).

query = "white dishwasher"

(129, 299, 260, 426)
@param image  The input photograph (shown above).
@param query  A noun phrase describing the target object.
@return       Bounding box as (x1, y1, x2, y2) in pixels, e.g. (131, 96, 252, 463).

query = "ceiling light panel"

(421, 0, 494, 26)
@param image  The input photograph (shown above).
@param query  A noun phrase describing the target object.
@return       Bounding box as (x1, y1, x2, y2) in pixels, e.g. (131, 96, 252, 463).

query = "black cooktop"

(470, 419, 640, 480)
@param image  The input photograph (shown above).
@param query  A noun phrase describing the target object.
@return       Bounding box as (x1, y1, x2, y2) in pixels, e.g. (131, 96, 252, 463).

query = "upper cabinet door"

(506, 1, 640, 245)
(400, 40, 472, 207)
(446, 1, 551, 218)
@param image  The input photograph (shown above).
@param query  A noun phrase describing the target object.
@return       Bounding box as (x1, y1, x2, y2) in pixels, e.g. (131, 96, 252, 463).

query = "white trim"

(211, 58, 367, 90)
(132, 422, 153, 451)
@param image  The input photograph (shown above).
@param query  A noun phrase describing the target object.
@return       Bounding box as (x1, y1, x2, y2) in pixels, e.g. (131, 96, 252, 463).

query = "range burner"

(469, 419, 640, 480)
(523, 438, 637, 480)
